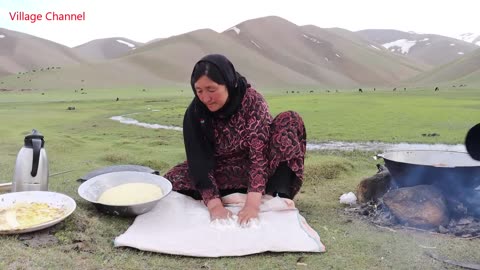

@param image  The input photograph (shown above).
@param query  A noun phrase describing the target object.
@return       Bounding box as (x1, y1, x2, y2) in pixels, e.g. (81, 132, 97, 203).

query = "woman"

(164, 54, 306, 225)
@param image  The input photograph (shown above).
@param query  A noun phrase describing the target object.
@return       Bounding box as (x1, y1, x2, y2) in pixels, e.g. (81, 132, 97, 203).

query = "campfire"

(346, 150, 480, 238)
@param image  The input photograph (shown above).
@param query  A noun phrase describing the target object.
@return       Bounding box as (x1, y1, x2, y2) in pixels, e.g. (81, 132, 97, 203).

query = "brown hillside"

(0, 28, 84, 77)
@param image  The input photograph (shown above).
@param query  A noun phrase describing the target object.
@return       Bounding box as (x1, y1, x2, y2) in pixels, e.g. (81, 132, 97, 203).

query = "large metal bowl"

(378, 150, 480, 189)
(78, 171, 172, 217)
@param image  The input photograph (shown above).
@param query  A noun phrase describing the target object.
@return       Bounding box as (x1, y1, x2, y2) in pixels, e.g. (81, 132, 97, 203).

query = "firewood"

(356, 164, 391, 203)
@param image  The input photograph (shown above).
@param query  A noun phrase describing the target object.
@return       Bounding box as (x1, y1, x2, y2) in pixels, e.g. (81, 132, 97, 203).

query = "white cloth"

(114, 191, 326, 257)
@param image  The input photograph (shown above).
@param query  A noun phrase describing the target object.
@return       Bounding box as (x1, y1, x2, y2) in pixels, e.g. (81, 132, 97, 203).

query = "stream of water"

(111, 115, 466, 152)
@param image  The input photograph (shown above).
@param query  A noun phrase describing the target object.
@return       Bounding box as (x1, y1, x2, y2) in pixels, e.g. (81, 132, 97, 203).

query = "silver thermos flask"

(13, 129, 49, 192)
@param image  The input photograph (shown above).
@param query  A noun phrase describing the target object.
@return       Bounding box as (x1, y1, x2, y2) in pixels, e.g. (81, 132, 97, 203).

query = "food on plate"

(0, 202, 65, 231)
(97, 183, 163, 205)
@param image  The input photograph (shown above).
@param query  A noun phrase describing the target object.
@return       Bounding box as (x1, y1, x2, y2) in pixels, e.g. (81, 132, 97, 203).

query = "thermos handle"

(31, 138, 41, 177)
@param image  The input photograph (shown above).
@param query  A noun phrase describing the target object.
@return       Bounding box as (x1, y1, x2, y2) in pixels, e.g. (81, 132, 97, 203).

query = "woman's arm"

(238, 90, 272, 223)
(238, 191, 262, 224)
(244, 91, 272, 195)
(200, 179, 234, 221)
(207, 198, 233, 220)
(197, 173, 221, 207)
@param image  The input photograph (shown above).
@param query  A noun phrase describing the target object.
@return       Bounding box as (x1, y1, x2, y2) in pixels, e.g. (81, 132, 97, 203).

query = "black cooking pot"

(378, 150, 480, 191)
(466, 123, 480, 161)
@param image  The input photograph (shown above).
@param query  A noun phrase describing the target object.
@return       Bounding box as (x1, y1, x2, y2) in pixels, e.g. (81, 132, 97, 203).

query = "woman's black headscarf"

(183, 54, 250, 190)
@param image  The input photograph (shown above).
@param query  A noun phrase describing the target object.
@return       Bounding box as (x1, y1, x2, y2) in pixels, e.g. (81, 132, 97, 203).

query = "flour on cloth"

(114, 191, 326, 257)
(209, 215, 261, 230)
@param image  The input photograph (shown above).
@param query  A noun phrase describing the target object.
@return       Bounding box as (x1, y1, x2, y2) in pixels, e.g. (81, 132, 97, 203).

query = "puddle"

(111, 115, 466, 152)
(306, 141, 466, 152)
(110, 116, 182, 131)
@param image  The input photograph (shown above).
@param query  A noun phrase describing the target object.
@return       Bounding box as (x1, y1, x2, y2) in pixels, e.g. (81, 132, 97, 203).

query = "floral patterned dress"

(164, 88, 306, 204)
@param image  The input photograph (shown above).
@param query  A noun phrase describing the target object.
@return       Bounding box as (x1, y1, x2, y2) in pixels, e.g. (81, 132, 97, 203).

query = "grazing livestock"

(434, 87, 439, 91)
(358, 88, 363, 93)
(422, 133, 440, 137)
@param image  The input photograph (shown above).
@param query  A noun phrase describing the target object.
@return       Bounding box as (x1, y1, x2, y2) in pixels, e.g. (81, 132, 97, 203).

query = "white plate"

(0, 191, 76, 234)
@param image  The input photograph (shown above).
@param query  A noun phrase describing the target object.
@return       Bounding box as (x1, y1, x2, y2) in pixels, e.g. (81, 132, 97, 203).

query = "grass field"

(1, 87, 479, 269)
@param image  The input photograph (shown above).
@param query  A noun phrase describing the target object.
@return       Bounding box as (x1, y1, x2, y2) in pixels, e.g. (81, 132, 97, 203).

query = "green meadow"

(1, 87, 479, 269)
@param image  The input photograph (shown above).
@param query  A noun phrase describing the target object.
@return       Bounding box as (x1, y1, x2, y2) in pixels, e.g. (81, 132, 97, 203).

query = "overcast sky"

(0, 0, 478, 47)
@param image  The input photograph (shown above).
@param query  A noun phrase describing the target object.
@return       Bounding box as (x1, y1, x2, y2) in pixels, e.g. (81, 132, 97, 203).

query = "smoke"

(385, 159, 480, 217)
(465, 190, 480, 217)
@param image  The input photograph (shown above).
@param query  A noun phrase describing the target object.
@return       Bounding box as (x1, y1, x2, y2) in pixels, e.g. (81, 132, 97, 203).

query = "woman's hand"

(207, 198, 232, 221)
(238, 192, 261, 225)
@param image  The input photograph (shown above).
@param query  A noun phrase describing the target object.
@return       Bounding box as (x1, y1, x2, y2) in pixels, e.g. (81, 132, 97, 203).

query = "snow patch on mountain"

(228, 26, 240, 35)
(116, 39, 135, 48)
(382, 39, 417, 54)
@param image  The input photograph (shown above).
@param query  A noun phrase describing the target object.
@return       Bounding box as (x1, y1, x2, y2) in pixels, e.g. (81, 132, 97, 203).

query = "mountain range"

(357, 29, 478, 66)
(0, 16, 479, 90)
(456, 32, 480, 46)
